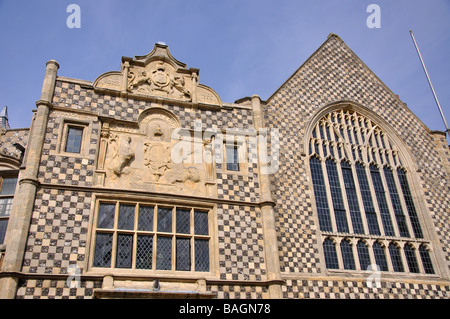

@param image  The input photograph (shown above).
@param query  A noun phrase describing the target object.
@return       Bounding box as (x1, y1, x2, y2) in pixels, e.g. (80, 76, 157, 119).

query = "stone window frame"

(221, 131, 251, 175)
(86, 194, 216, 277)
(306, 105, 442, 277)
(57, 118, 92, 158)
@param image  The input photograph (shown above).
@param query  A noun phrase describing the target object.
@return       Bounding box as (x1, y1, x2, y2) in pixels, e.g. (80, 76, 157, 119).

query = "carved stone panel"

(100, 108, 207, 197)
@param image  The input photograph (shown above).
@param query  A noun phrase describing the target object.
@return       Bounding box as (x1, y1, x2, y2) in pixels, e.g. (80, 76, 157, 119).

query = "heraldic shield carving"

(98, 108, 206, 196)
(93, 43, 222, 107)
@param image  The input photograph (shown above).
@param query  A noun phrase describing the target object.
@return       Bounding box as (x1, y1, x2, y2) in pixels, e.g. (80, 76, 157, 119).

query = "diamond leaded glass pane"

(0, 177, 17, 195)
(194, 211, 208, 235)
(158, 207, 172, 233)
(93, 233, 113, 267)
(156, 236, 172, 270)
(138, 206, 154, 231)
(116, 234, 133, 268)
(195, 239, 209, 272)
(136, 235, 153, 269)
(176, 238, 191, 271)
(118, 204, 135, 230)
(97, 203, 115, 229)
(176, 209, 191, 234)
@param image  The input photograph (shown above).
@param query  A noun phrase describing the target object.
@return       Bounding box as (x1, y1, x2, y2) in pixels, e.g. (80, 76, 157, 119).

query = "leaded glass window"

(310, 157, 332, 232)
(373, 242, 388, 271)
(309, 109, 434, 274)
(419, 245, 434, 274)
(65, 126, 83, 153)
(323, 238, 339, 269)
(0, 176, 18, 245)
(92, 201, 211, 273)
(356, 240, 371, 271)
(388, 243, 404, 272)
(404, 244, 420, 273)
(340, 240, 355, 270)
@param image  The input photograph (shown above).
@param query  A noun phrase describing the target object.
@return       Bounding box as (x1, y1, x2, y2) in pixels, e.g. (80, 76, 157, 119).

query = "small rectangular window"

(65, 126, 84, 153)
(226, 144, 240, 171)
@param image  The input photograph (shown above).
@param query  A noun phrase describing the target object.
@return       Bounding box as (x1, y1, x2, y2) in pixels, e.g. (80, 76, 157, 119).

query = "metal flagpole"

(409, 30, 450, 136)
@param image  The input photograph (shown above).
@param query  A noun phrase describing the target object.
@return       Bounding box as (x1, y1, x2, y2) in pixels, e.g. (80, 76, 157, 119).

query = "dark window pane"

(373, 242, 388, 271)
(404, 244, 419, 273)
(357, 241, 371, 271)
(341, 240, 355, 270)
(323, 238, 339, 269)
(0, 219, 8, 244)
(116, 234, 133, 268)
(194, 211, 209, 235)
(0, 198, 13, 217)
(310, 157, 333, 232)
(419, 245, 434, 274)
(93, 233, 113, 267)
(370, 165, 395, 236)
(226, 145, 239, 171)
(195, 239, 209, 272)
(397, 169, 423, 238)
(341, 162, 364, 234)
(176, 238, 191, 271)
(138, 206, 154, 231)
(97, 203, 115, 229)
(389, 243, 404, 272)
(0, 177, 17, 195)
(157, 207, 172, 233)
(156, 236, 172, 270)
(384, 167, 410, 237)
(355, 163, 380, 235)
(118, 204, 135, 230)
(176, 209, 191, 234)
(325, 160, 348, 233)
(65, 126, 83, 153)
(136, 235, 153, 269)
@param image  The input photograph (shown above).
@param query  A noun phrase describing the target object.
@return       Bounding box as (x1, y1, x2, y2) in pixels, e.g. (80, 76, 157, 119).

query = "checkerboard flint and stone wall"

(265, 35, 450, 298)
(15, 78, 263, 298)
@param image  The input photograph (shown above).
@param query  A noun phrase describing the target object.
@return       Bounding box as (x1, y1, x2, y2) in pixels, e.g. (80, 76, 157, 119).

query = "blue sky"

(0, 0, 449, 139)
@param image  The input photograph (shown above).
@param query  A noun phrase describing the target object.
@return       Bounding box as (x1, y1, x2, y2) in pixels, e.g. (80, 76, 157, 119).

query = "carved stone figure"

(109, 135, 135, 176)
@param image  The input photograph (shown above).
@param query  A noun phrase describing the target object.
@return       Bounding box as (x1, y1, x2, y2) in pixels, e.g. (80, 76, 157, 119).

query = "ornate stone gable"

(93, 43, 222, 107)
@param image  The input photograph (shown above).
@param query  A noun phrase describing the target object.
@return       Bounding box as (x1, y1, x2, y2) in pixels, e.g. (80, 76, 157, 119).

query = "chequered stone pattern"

(16, 279, 101, 299)
(51, 81, 260, 201)
(52, 81, 254, 131)
(0, 128, 29, 160)
(208, 284, 269, 299)
(217, 204, 267, 281)
(265, 35, 450, 293)
(38, 110, 99, 187)
(283, 279, 449, 299)
(21, 188, 92, 275)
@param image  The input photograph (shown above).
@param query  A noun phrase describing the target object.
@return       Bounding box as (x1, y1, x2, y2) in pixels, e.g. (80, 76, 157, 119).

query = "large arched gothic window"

(310, 108, 434, 274)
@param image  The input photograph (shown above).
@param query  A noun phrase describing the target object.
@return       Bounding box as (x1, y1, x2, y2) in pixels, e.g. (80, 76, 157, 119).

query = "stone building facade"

(0, 34, 448, 299)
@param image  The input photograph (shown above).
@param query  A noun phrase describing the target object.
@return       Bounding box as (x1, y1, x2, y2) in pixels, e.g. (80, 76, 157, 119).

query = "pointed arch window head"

(308, 107, 434, 274)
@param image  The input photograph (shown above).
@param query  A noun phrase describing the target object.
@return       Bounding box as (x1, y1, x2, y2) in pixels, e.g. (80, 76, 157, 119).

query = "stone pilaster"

(252, 95, 283, 298)
(0, 60, 58, 298)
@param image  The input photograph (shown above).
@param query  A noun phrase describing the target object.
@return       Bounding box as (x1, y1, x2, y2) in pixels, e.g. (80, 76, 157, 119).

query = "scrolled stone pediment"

(93, 43, 222, 107)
